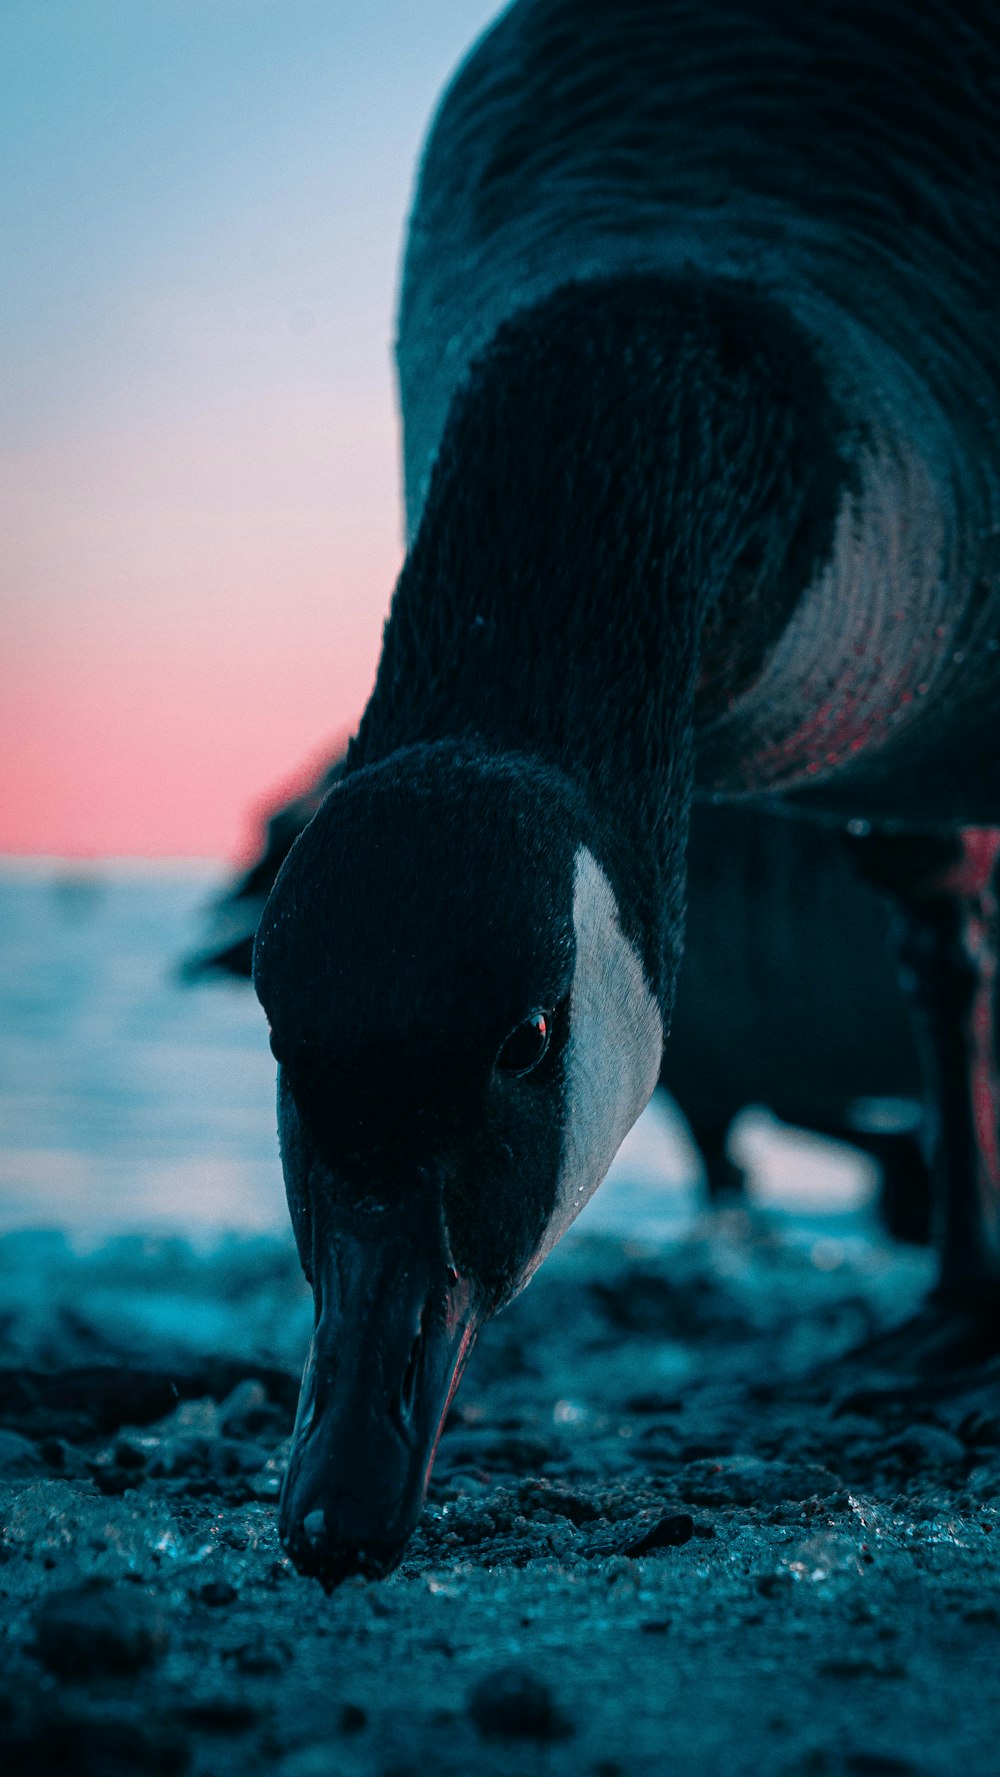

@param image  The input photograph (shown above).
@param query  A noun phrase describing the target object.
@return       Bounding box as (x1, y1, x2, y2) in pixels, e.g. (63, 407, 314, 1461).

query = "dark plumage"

(251, 1, 1000, 1586)
(354, 271, 848, 1001)
(671, 804, 930, 1242)
(188, 775, 930, 1234)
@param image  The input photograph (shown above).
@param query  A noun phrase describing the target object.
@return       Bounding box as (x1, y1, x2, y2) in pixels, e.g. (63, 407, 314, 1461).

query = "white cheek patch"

(528, 847, 664, 1275)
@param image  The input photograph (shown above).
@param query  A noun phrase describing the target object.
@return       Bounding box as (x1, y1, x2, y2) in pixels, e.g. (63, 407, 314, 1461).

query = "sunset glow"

(1, 0, 498, 856)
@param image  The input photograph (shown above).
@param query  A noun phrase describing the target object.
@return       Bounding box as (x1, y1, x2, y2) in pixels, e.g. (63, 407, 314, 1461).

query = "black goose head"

(252, 743, 663, 1586)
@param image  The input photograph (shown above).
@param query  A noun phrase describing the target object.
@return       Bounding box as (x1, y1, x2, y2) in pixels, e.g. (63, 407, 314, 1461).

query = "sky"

(1, 0, 500, 857)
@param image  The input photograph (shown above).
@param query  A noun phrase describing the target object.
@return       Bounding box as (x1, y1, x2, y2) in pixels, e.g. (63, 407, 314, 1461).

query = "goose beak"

(278, 1210, 479, 1589)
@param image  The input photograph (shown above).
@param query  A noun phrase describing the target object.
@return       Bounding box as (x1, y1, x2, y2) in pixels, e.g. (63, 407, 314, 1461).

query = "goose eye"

(496, 1011, 550, 1078)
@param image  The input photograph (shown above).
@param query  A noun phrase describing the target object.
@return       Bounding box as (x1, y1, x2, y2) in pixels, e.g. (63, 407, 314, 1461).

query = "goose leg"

(688, 1116, 746, 1207)
(849, 828, 1000, 1305)
(851, 1128, 933, 1248)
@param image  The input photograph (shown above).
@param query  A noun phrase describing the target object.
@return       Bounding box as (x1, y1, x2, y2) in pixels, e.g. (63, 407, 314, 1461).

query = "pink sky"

(1, 0, 497, 858)
(1, 387, 401, 857)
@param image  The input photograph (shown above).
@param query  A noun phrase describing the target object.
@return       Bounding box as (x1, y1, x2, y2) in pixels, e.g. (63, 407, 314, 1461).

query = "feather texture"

(397, 0, 1000, 820)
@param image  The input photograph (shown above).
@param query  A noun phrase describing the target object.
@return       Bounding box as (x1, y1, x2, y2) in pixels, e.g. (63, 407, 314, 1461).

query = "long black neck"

(351, 274, 846, 1004)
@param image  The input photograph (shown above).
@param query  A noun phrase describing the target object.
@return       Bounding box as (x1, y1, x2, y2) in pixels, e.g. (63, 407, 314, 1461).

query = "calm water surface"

(0, 862, 876, 1245)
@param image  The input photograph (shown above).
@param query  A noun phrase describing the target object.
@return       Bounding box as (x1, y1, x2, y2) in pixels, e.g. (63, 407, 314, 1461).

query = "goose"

(189, 771, 930, 1232)
(672, 802, 930, 1242)
(251, 0, 1000, 1587)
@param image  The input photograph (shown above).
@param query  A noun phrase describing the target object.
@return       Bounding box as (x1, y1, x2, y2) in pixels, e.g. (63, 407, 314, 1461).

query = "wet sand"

(2, 1216, 999, 1777)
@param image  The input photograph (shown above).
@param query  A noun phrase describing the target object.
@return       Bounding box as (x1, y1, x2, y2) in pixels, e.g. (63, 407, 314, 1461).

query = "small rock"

(885, 1424, 966, 1468)
(339, 1703, 367, 1734)
(114, 1435, 150, 1470)
(843, 1753, 921, 1775)
(0, 1430, 46, 1477)
(178, 1695, 257, 1733)
(250, 1443, 290, 1499)
(818, 1655, 907, 1681)
(624, 1391, 683, 1415)
(160, 1397, 220, 1438)
(90, 1462, 142, 1497)
(38, 1437, 83, 1473)
(519, 1480, 602, 1525)
(622, 1513, 695, 1556)
(34, 1583, 168, 1676)
(219, 1438, 272, 1475)
(755, 1571, 794, 1598)
(1, 1709, 188, 1776)
(545, 1521, 579, 1557)
(468, 1666, 572, 1741)
(678, 1455, 839, 1507)
(277, 1743, 365, 1777)
(147, 1435, 215, 1479)
(218, 1378, 270, 1435)
(959, 1409, 1000, 1447)
(963, 1604, 1000, 1626)
(224, 1633, 292, 1675)
(198, 1579, 238, 1607)
(965, 1464, 1000, 1499)
(480, 1434, 556, 1472)
(250, 1468, 284, 1500)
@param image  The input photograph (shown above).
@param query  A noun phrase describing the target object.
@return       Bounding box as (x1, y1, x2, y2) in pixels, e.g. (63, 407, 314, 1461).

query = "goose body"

(399, 0, 1000, 821)
(252, 1, 1000, 1585)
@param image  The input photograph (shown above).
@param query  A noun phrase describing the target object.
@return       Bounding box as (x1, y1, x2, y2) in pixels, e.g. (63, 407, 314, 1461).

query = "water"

(0, 862, 285, 1238)
(0, 861, 879, 1247)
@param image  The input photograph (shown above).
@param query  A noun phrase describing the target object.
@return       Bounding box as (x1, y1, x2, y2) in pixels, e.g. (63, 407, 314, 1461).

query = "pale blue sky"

(1, 1, 502, 854)
(2, 1, 499, 438)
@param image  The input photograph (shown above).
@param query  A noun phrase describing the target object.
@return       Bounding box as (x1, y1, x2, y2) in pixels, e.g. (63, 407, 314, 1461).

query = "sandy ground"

(2, 1214, 1000, 1777)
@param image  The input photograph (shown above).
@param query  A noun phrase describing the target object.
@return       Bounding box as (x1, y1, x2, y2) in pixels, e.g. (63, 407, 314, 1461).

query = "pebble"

(114, 1435, 150, 1470)
(221, 1438, 272, 1475)
(960, 1409, 1000, 1447)
(90, 1461, 142, 1497)
(0, 1430, 46, 1477)
(162, 1397, 220, 1437)
(198, 1578, 238, 1607)
(622, 1512, 695, 1556)
(678, 1455, 839, 1506)
(37, 1437, 87, 1475)
(468, 1666, 572, 1741)
(885, 1424, 966, 1468)
(224, 1633, 292, 1675)
(965, 1464, 1000, 1499)
(545, 1520, 579, 1557)
(624, 1391, 684, 1415)
(448, 1433, 557, 1473)
(277, 1742, 366, 1777)
(147, 1434, 216, 1478)
(34, 1583, 169, 1677)
(2, 1708, 188, 1776)
(843, 1753, 922, 1775)
(218, 1378, 271, 1435)
(818, 1655, 907, 1681)
(251, 1467, 284, 1500)
(178, 1694, 258, 1732)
